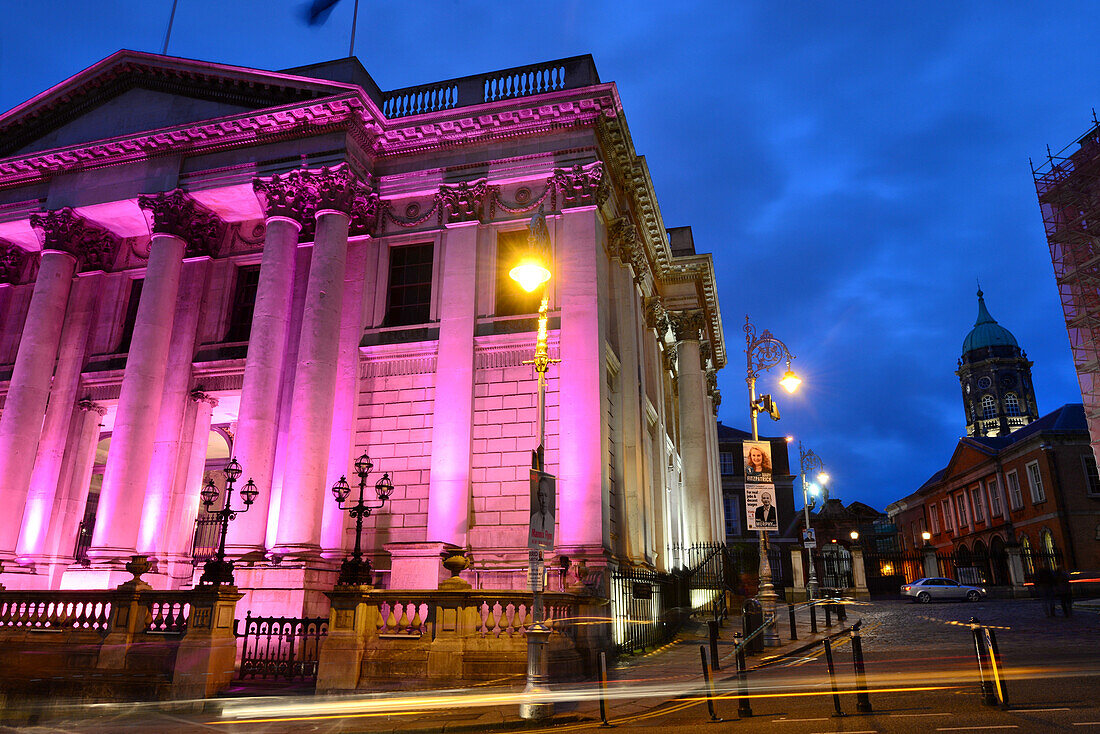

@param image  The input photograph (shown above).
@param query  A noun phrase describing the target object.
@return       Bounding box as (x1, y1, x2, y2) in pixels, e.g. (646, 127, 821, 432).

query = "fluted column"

(90, 191, 212, 561)
(274, 166, 360, 558)
(17, 270, 105, 561)
(226, 172, 314, 554)
(670, 309, 710, 544)
(0, 209, 115, 558)
(137, 257, 213, 557)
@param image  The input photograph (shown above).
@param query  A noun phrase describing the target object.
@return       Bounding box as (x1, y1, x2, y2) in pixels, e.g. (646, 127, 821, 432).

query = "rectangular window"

(720, 452, 735, 476)
(723, 494, 740, 537)
(954, 494, 968, 527)
(385, 243, 434, 327)
(115, 278, 144, 352)
(1025, 461, 1046, 503)
(1006, 470, 1023, 510)
(929, 505, 940, 534)
(941, 500, 953, 531)
(1084, 455, 1100, 497)
(987, 477, 1002, 519)
(224, 264, 261, 342)
(495, 230, 544, 317)
(970, 487, 985, 523)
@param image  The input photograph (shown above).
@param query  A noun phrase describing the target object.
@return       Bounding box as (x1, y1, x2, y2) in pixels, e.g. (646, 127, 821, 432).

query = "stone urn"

(440, 549, 471, 590)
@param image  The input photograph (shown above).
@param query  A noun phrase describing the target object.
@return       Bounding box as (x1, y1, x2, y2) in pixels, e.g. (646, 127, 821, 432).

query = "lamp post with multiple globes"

(509, 210, 556, 721)
(330, 452, 395, 586)
(198, 457, 259, 585)
(798, 442, 828, 600)
(744, 316, 801, 647)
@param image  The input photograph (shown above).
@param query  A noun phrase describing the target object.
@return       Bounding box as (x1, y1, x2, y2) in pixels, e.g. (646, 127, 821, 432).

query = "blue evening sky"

(2, 1, 1097, 512)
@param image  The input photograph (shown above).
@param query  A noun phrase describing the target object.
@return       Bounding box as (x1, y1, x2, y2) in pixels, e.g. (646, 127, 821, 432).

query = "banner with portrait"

(528, 470, 556, 550)
(743, 440, 773, 483)
(745, 483, 779, 531)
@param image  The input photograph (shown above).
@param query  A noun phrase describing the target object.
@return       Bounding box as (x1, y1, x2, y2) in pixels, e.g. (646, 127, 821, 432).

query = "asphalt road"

(6, 598, 1098, 733)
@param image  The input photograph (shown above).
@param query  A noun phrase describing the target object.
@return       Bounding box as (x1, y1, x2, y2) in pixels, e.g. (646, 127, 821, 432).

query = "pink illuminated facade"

(0, 51, 727, 616)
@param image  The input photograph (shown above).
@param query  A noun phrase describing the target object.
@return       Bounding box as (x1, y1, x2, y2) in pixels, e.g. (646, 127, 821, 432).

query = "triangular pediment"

(0, 50, 360, 158)
(941, 439, 996, 482)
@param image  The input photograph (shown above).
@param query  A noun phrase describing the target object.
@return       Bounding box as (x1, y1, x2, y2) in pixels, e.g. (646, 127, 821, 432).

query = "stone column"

(227, 171, 314, 554)
(17, 270, 104, 562)
(274, 166, 359, 558)
(790, 547, 806, 600)
(0, 209, 114, 558)
(556, 204, 608, 559)
(670, 309, 710, 544)
(163, 391, 217, 584)
(46, 400, 106, 585)
(850, 546, 869, 599)
(137, 257, 213, 559)
(90, 191, 207, 562)
(425, 220, 479, 548)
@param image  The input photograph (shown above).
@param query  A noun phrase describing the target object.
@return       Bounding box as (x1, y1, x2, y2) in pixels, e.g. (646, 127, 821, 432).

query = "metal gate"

(237, 613, 328, 683)
(862, 550, 923, 596)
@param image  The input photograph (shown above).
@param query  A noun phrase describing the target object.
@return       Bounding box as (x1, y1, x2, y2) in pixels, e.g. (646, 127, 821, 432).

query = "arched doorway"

(972, 540, 990, 585)
(989, 535, 1009, 586)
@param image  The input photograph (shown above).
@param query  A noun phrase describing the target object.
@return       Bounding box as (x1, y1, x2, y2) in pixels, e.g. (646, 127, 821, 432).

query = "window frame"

(1004, 392, 1021, 417)
(720, 452, 735, 476)
(929, 504, 940, 535)
(1006, 469, 1023, 510)
(986, 476, 1002, 519)
(941, 499, 953, 531)
(981, 394, 996, 419)
(1083, 454, 1100, 497)
(384, 242, 436, 327)
(970, 486, 985, 523)
(1025, 460, 1046, 504)
(954, 493, 968, 528)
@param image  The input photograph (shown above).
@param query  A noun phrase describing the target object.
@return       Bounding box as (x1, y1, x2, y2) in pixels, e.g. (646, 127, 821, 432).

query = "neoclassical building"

(0, 51, 726, 616)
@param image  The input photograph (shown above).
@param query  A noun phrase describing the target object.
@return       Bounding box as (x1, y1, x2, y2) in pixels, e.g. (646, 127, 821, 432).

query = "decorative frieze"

(349, 178, 381, 237)
(29, 208, 119, 272)
(360, 355, 438, 379)
(667, 309, 705, 342)
(0, 242, 28, 285)
(551, 161, 608, 208)
(137, 190, 225, 257)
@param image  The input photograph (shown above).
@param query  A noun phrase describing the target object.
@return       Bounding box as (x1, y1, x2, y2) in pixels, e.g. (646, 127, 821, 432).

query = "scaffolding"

(1034, 120, 1100, 460)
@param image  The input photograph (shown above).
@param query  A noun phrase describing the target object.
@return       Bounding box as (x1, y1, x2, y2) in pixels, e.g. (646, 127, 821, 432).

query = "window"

(1084, 455, 1100, 497)
(385, 243, 434, 326)
(1004, 393, 1021, 417)
(954, 493, 968, 527)
(1020, 535, 1034, 575)
(1006, 470, 1023, 510)
(929, 505, 940, 534)
(720, 452, 735, 476)
(722, 494, 740, 537)
(1026, 460, 1046, 503)
(1041, 528, 1059, 570)
(941, 500, 953, 531)
(970, 487, 985, 523)
(987, 477, 1002, 519)
(115, 278, 144, 352)
(224, 264, 261, 342)
(981, 394, 996, 419)
(495, 230, 544, 317)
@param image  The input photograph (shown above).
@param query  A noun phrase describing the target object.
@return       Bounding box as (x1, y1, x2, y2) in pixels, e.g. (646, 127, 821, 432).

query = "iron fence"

(191, 515, 224, 563)
(237, 613, 328, 682)
(609, 566, 680, 656)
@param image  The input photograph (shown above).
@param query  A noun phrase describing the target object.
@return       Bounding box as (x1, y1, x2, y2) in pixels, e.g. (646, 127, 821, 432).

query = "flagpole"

(348, 0, 359, 57)
(162, 0, 180, 55)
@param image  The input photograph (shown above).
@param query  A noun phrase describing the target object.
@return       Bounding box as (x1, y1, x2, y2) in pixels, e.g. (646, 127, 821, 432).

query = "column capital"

(668, 309, 705, 342)
(30, 207, 120, 272)
(189, 389, 219, 408)
(644, 296, 668, 333)
(137, 190, 224, 257)
(312, 163, 363, 215)
(699, 340, 712, 370)
(663, 343, 678, 375)
(76, 398, 108, 417)
(551, 161, 608, 209)
(437, 179, 491, 224)
(0, 242, 29, 285)
(254, 169, 318, 225)
(349, 179, 381, 237)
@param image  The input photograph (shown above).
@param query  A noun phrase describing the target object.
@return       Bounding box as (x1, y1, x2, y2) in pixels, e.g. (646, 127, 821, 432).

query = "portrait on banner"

(743, 440, 773, 483)
(528, 470, 556, 550)
(745, 483, 779, 531)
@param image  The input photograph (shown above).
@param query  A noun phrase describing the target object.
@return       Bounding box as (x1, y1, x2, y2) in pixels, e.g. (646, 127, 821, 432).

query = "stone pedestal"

(384, 542, 460, 590)
(788, 547, 807, 602)
(316, 586, 373, 692)
(1005, 544, 1029, 596)
(850, 546, 870, 600)
(922, 545, 940, 580)
(171, 584, 244, 700)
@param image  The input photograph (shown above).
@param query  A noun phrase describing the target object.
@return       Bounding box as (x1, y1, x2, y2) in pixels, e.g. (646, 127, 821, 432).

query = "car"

(901, 577, 986, 603)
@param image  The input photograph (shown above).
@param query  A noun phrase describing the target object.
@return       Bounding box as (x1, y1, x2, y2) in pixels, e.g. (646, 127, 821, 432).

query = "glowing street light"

(799, 443, 826, 600)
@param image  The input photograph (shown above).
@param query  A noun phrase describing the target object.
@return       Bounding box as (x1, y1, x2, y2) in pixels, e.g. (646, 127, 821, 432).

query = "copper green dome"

(962, 289, 1018, 354)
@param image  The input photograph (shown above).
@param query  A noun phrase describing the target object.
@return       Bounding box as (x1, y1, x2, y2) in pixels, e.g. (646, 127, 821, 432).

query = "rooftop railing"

(381, 55, 599, 119)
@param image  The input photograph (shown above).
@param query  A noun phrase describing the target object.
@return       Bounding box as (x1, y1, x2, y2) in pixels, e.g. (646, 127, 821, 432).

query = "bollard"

(734, 632, 753, 718)
(700, 646, 722, 722)
(850, 620, 872, 713)
(598, 651, 613, 727)
(788, 604, 798, 641)
(969, 617, 997, 706)
(824, 602, 832, 627)
(984, 627, 1009, 708)
(708, 619, 720, 671)
(810, 602, 818, 634)
(823, 637, 845, 717)
(836, 599, 847, 622)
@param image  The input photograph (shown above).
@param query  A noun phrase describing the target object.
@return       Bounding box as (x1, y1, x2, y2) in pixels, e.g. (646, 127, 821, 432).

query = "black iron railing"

(73, 519, 93, 566)
(191, 515, 224, 563)
(237, 613, 328, 682)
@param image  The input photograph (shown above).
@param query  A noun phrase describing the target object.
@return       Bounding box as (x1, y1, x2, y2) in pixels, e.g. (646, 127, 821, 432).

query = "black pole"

(598, 650, 613, 727)
(824, 602, 832, 627)
(700, 646, 722, 722)
(734, 633, 753, 718)
(810, 602, 818, 634)
(351, 474, 366, 564)
(836, 599, 847, 622)
(788, 604, 798, 640)
(708, 620, 720, 671)
(824, 637, 845, 717)
(985, 627, 1009, 708)
(851, 620, 872, 713)
(969, 618, 996, 706)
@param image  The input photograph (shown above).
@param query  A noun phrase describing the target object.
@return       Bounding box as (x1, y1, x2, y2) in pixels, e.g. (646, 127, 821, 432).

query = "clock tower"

(957, 288, 1038, 437)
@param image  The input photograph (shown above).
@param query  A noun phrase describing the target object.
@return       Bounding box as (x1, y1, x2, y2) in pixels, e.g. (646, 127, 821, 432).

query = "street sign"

(632, 582, 652, 599)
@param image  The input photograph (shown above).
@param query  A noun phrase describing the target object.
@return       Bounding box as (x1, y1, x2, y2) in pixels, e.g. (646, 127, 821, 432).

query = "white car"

(902, 577, 986, 603)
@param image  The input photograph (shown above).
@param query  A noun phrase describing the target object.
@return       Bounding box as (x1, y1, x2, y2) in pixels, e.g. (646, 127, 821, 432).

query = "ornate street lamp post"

(511, 210, 557, 721)
(330, 451, 394, 586)
(799, 442, 828, 600)
(744, 316, 800, 647)
(199, 457, 259, 585)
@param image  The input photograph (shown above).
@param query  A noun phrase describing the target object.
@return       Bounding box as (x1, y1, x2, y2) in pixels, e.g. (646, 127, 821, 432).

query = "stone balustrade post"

(316, 586, 375, 692)
(171, 584, 244, 699)
(850, 546, 870, 599)
(97, 555, 154, 670)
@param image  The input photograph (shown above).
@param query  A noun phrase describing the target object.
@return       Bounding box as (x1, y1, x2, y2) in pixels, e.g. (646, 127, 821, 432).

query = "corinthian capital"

(607, 216, 637, 264)
(551, 161, 608, 209)
(667, 309, 705, 342)
(138, 190, 225, 257)
(0, 242, 28, 285)
(254, 169, 318, 225)
(700, 341, 712, 370)
(312, 164, 362, 214)
(349, 176, 381, 237)
(437, 179, 491, 224)
(30, 208, 119, 272)
(644, 296, 668, 334)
